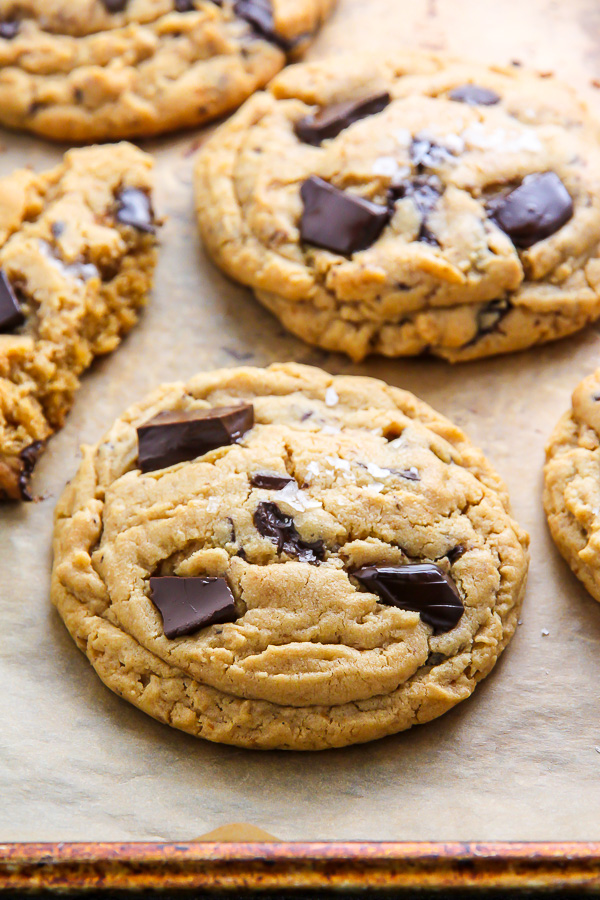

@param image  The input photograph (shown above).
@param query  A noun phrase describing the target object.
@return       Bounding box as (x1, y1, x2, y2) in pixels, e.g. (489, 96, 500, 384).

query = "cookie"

(544, 369, 600, 603)
(0, 0, 335, 142)
(52, 363, 529, 750)
(0, 143, 158, 500)
(194, 52, 600, 362)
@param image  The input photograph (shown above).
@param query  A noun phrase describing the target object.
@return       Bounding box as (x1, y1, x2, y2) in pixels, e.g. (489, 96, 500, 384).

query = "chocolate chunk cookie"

(0, 0, 335, 141)
(544, 369, 600, 603)
(52, 363, 529, 750)
(194, 52, 600, 362)
(0, 143, 157, 500)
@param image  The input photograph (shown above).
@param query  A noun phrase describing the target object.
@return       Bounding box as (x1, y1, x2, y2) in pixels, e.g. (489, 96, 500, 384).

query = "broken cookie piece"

(0, 143, 158, 501)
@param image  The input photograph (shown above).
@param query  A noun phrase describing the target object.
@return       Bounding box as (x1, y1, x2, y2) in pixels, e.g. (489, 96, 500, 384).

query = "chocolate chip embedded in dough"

(475, 298, 512, 338)
(175, 0, 195, 9)
(250, 472, 295, 490)
(253, 501, 325, 562)
(300, 176, 390, 256)
(489, 172, 573, 248)
(353, 563, 464, 632)
(234, 0, 290, 50)
(388, 176, 443, 246)
(116, 188, 156, 233)
(448, 84, 501, 105)
(0, 270, 24, 333)
(137, 404, 254, 473)
(18, 441, 44, 502)
(149, 576, 238, 639)
(101, 0, 129, 11)
(295, 92, 391, 146)
(0, 20, 20, 39)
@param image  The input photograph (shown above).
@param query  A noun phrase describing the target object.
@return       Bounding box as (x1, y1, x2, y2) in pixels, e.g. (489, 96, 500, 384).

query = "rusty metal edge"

(1, 842, 600, 892)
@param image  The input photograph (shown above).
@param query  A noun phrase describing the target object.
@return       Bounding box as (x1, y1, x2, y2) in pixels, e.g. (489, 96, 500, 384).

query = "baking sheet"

(2, 0, 600, 844)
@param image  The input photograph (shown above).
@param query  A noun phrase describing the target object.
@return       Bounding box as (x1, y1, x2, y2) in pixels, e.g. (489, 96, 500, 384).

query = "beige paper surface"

(1, 0, 600, 843)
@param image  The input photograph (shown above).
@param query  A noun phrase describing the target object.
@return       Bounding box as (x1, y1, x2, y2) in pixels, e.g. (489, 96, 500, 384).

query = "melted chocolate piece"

(446, 544, 467, 564)
(253, 501, 325, 562)
(116, 188, 156, 233)
(0, 270, 24, 333)
(300, 176, 390, 255)
(0, 20, 20, 39)
(295, 92, 391, 146)
(448, 84, 501, 105)
(18, 441, 44, 501)
(388, 176, 442, 245)
(138, 403, 254, 473)
(101, 0, 129, 10)
(353, 563, 464, 632)
(175, 0, 195, 8)
(490, 172, 573, 248)
(475, 298, 511, 338)
(150, 576, 237, 639)
(250, 472, 295, 490)
(233, 0, 290, 50)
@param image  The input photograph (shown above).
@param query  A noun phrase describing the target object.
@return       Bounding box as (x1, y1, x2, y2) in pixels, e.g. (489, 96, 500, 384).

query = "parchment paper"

(1, 0, 600, 843)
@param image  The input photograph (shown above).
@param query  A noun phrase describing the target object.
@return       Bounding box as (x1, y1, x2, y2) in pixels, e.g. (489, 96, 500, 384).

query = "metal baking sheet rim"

(1, 842, 600, 892)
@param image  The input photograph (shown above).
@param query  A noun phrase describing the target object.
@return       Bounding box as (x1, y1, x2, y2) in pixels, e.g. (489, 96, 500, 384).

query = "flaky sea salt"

(366, 462, 391, 479)
(325, 386, 339, 407)
(325, 455, 351, 472)
(273, 481, 322, 512)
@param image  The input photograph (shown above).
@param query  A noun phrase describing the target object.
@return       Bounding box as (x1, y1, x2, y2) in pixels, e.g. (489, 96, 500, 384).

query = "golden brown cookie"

(52, 363, 529, 750)
(0, 0, 335, 141)
(544, 369, 600, 602)
(0, 143, 158, 500)
(195, 52, 600, 362)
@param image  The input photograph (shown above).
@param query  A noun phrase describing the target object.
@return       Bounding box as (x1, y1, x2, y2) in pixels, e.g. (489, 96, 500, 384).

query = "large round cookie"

(0, 0, 335, 141)
(52, 363, 529, 750)
(544, 370, 600, 603)
(195, 53, 600, 362)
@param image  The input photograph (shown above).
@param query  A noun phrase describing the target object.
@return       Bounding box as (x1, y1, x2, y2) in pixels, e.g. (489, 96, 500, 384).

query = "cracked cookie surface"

(0, 0, 335, 141)
(52, 363, 529, 750)
(194, 52, 600, 362)
(0, 142, 157, 500)
(544, 369, 600, 603)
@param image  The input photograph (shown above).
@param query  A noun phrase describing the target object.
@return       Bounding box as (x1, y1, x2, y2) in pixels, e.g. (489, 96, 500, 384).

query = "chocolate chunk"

(18, 441, 44, 501)
(426, 651, 446, 667)
(300, 176, 390, 255)
(593, 391, 600, 402)
(175, 0, 195, 9)
(396, 466, 420, 482)
(0, 20, 20, 39)
(149, 576, 237, 639)
(447, 544, 467, 564)
(101, 0, 129, 10)
(233, 0, 290, 50)
(137, 403, 254, 473)
(116, 188, 156, 233)
(475, 298, 511, 338)
(0, 270, 24, 333)
(388, 176, 442, 245)
(353, 563, 464, 632)
(253, 501, 325, 563)
(295, 92, 391, 146)
(490, 172, 573, 248)
(448, 84, 501, 105)
(250, 472, 295, 490)
(51, 221, 65, 239)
